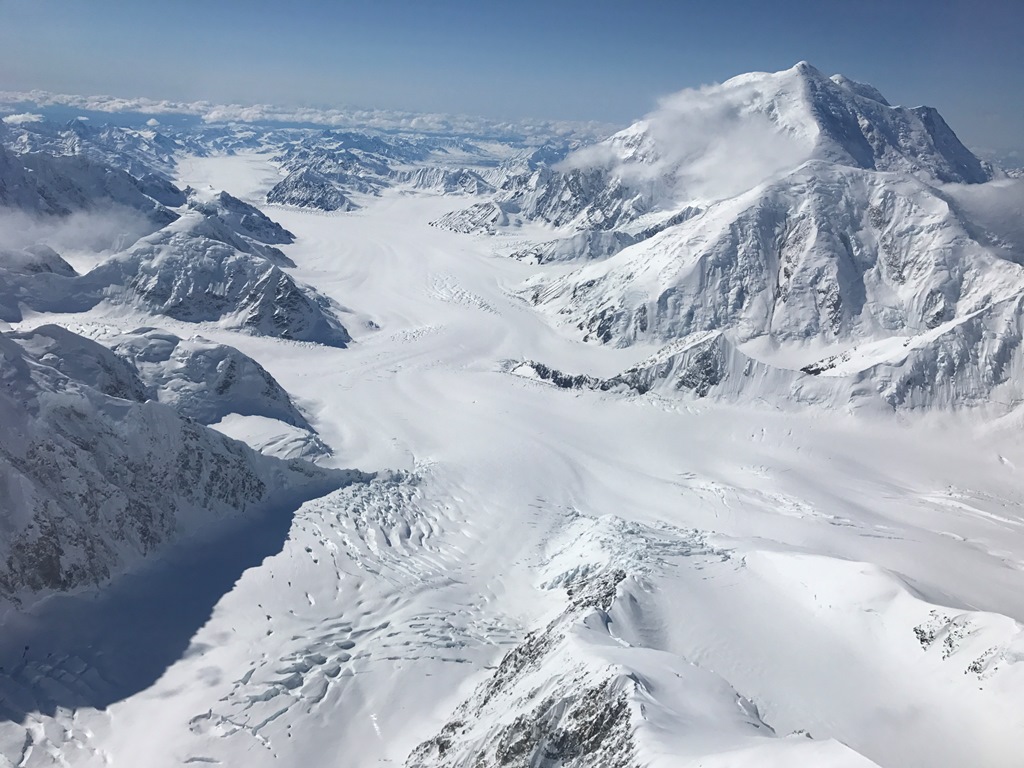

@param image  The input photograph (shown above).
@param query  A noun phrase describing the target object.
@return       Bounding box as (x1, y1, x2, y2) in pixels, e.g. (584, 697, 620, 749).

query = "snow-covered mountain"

(3, 65, 1024, 768)
(0, 154, 352, 345)
(437, 61, 991, 240)
(466, 64, 1024, 413)
(393, 166, 494, 195)
(264, 128, 530, 210)
(0, 324, 349, 610)
(407, 517, 881, 768)
(271, 139, 403, 201)
(107, 327, 314, 428)
(186, 187, 295, 245)
(0, 143, 176, 223)
(430, 200, 514, 234)
(85, 211, 351, 345)
(525, 163, 1019, 344)
(267, 168, 358, 211)
(4, 117, 183, 179)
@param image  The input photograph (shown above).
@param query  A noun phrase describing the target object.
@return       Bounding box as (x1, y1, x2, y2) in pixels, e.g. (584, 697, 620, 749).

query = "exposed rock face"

(405, 556, 642, 768)
(0, 328, 346, 608)
(393, 167, 493, 195)
(430, 201, 512, 234)
(267, 169, 356, 212)
(513, 285, 1024, 413)
(509, 332, 812, 404)
(187, 188, 295, 244)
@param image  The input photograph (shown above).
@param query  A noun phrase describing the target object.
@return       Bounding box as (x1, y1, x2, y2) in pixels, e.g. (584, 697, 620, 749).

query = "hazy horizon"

(1, 0, 1022, 153)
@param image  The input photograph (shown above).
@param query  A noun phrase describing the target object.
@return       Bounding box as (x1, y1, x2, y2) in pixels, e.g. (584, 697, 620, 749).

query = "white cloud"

(145, 118, 160, 127)
(0, 206, 155, 255)
(556, 76, 812, 203)
(0, 89, 615, 142)
(2, 112, 44, 125)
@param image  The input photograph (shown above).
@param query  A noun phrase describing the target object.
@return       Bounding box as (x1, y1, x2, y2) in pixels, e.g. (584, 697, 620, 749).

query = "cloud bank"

(0, 89, 616, 141)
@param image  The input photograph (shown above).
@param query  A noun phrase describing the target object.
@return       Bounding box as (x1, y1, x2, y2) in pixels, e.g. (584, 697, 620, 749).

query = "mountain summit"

(440, 64, 1024, 412)
(541, 62, 989, 227)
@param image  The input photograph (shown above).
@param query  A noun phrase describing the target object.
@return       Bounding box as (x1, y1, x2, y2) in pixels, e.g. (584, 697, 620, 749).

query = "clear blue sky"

(1, 0, 1021, 151)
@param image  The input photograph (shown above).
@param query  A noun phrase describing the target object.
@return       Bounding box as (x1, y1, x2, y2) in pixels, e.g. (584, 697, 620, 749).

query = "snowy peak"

(108, 327, 314, 428)
(435, 63, 988, 236)
(786, 62, 988, 183)
(90, 211, 352, 346)
(569, 61, 986, 200)
(267, 168, 357, 212)
(187, 187, 295, 245)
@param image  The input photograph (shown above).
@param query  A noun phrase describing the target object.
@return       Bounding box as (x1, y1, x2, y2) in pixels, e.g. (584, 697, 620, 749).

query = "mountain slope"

(526, 163, 1021, 348)
(0, 144, 177, 223)
(109, 326, 314, 427)
(437, 61, 991, 245)
(80, 211, 352, 345)
(267, 168, 357, 211)
(187, 187, 295, 245)
(0, 326, 349, 610)
(495, 68, 1024, 412)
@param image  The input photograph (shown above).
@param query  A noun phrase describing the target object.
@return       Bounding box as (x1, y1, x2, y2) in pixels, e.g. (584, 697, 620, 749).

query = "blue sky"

(1, 0, 1021, 151)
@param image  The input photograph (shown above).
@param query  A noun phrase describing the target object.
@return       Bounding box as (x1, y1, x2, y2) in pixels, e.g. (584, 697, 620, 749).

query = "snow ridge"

(0, 326, 353, 610)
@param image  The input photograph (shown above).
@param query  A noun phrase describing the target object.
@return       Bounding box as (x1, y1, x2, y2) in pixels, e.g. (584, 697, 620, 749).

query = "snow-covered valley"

(2, 65, 1024, 767)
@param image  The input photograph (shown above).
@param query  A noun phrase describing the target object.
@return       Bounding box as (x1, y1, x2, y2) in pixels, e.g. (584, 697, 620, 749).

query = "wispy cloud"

(556, 77, 811, 202)
(0, 207, 155, 257)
